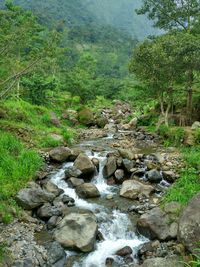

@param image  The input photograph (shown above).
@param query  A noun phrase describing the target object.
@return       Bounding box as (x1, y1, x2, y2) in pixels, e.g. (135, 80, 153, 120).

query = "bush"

(158, 126, 185, 146)
(78, 108, 94, 125)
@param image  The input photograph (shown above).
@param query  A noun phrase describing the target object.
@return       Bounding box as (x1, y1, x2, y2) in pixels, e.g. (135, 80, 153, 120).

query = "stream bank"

(1, 122, 190, 267)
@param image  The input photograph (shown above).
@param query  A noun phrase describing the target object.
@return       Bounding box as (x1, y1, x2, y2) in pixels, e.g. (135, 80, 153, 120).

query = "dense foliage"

(130, 0, 200, 126)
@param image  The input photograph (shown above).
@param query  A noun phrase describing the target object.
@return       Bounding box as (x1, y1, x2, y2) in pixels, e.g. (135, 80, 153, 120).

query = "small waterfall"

(51, 140, 147, 267)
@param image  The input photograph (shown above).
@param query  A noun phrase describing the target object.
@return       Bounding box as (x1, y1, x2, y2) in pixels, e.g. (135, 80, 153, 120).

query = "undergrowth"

(0, 131, 43, 223)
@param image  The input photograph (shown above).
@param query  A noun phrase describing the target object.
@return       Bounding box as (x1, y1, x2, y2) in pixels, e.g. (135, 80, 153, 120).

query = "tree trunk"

(186, 71, 193, 125)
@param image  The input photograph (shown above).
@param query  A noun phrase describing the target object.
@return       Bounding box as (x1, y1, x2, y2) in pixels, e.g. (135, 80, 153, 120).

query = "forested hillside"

(5, 0, 158, 39)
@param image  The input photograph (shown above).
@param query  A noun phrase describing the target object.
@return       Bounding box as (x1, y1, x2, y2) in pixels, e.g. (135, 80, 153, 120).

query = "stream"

(50, 134, 154, 267)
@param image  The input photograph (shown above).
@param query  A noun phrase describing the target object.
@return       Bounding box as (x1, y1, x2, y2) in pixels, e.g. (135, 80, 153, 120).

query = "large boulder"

(120, 180, 154, 200)
(146, 169, 162, 183)
(103, 157, 117, 178)
(76, 183, 100, 199)
(54, 212, 98, 252)
(178, 192, 200, 253)
(141, 257, 184, 267)
(74, 153, 95, 175)
(78, 108, 94, 126)
(16, 188, 55, 210)
(49, 146, 72, 162)
(137, 207, 178, 241)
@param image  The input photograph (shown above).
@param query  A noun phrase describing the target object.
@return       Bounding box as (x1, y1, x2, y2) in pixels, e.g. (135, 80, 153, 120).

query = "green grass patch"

(158, 125, 185, 147)
(0, 99, 75, 149)
(164, 146, 200, 205)
(0, 131, 43, 222)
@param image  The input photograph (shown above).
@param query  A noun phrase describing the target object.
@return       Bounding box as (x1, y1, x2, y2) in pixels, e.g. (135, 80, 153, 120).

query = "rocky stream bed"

(1, 120, 199, 267)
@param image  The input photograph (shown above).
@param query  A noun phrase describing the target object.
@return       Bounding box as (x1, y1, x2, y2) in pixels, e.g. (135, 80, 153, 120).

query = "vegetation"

(0, 131, 43, 222)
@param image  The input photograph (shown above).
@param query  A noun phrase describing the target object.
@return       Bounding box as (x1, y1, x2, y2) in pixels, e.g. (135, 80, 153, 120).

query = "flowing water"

(51, 136, 148, 267)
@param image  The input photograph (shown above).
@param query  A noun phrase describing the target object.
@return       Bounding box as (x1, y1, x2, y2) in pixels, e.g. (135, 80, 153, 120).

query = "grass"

(0, 99, 75, 149)
(0, 131, 43, 223)
(183, 248, 200, 267)
(0, 243, 8, 264)
(164, 146, 200, 205)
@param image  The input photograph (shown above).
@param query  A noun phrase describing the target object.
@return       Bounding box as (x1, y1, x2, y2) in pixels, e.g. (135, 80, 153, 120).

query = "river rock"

(114, 169, 125, 183)
(141, 257, 184, 267)
(42, 181, 63, 197)
(49, 146, 72, 162)
(74, 153, 95, 175)
(118, 148, 134, 160)
(137, 207, 178, 241)
(46, 241, 66, 267)
(54, 212, 98, 252)
(122, 159, 135, 172)
(103, 157, 117, 178)
(37, 203, 62, 219)
(115, 246, 133, 257)
(68, 177, 84, 188)
(120, 180, 154, 200)
(178, 192, 200, 253)
(92, 158, 100, 171)
(15, 188, 55, 210)
(76, 183, 100, 199)
(162, 171, 177, 183)
(146, 169, 162, 183)
(65, 166, 82, 179)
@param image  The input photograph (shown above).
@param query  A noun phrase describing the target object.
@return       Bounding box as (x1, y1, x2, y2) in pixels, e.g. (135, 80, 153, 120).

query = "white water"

(51, 146, 147, 267)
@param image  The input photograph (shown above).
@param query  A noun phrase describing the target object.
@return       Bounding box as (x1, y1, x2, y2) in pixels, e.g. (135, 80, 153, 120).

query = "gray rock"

(54, 212, 98, 252)
(141, 257, 184, 267)
(65, 166, 82, 179)
(122, 159, 135, 172)
(76, 183, 100, 199)
(118, 148, 134, 160)
(37, 203, 62, 219)
(74, 153, 95, 175)
(162, 171, 177, 183)
(103, 157, 117, 178)
(68, 177, 84, 188)
(46, 241, 66, 267)
(114, 169, 125, 183)
(115, 246, 132, 257)
(178, 192, 200, 253)
(92, 158, 100, 172)
(16, 188, 55, 210)
(49, 146, 71, 162)
(43, 181, 63, 197)
(120, 180, 154, 200)
(146, 169, 162, 183)
(137, 207, 178, 241)
(62, 195, 75, 204)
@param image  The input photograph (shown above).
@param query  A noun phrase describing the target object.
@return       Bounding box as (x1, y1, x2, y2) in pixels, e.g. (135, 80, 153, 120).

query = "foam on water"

(51, 144, 147, 266)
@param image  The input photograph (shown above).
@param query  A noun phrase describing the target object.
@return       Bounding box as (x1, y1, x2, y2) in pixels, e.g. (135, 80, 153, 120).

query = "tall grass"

(0, 131, 43, 223)
(164, 146, 200, 205)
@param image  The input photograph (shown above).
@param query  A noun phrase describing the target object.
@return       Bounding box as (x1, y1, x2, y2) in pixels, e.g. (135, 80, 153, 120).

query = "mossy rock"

(78, 108, 94, 126)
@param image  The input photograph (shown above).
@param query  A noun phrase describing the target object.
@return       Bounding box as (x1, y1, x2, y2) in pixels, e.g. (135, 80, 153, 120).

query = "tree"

(137, 0, 200, 31)
(130, 34, 181, 126)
